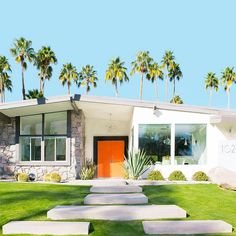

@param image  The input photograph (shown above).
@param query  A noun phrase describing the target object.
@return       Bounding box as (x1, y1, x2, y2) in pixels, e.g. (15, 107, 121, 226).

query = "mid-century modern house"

(0, 94, 236, 181)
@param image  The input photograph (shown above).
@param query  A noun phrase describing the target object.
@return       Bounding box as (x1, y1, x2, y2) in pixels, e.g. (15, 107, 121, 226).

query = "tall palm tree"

(78, 65, 98, 94)
(205, 72, 218, 106)
(161, 50, 175, 101)
(26, 89, 44, 99)
(0, 56, 12, 103)
(170, 95, 183, 104)
(221, 67, 236, 109)
(59, 63, 78, 95)
(169, 61, 182, 97)
(105, 57, 129, 97)
(34, 46, 57, 95)
(9, 37, 34, 100)
(131, 51, 153, 100)
(148, 62, 163, 100)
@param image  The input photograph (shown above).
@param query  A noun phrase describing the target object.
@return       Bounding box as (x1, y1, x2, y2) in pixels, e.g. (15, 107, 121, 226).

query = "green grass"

(0, 182, 236, 235)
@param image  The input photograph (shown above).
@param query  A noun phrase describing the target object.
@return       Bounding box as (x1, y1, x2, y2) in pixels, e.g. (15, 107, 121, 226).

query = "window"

(45, 137, 66, 161)
(139, 124, 171, 165)
(19, 111, 68, 163)
(20, 115, 42, 135)
(175, 124, 207, 165)
(44, 112, 67, 135)
(19, 137, 41, 161)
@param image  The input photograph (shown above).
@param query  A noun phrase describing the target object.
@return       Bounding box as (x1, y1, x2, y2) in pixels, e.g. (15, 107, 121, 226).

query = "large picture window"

(19, 111, 68, 163)
(175, 124, 207, 165)
(139, 124, 171, 165)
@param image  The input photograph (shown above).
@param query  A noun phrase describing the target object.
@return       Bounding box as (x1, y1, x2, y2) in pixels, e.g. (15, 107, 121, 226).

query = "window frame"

(17, 111, 71, 166)
(137, 122, 208, 166)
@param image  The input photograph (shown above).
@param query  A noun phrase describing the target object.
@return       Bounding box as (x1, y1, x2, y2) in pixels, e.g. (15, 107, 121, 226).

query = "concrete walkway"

(48, 205, 186, 221)
(143, 220, 232, 234)
(3, 221, 90, 235)
(84, 193, 148, 205)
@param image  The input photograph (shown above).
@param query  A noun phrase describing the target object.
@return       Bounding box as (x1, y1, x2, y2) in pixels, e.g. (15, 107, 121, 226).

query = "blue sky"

(1, 0, 236, 109)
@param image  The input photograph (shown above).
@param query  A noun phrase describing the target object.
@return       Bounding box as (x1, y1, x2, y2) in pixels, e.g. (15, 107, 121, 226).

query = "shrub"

(50, 172, 61, 183)
(17, 173, 29, 182)
(14, 172, 19, 181)
(192, 171, 208, 181)
(168, 170, 186, 181)
(80, 162, 96, 180)
(124, 149, 151, 180)
(44, 173, 51, 182)
(147, 170, 164, 180)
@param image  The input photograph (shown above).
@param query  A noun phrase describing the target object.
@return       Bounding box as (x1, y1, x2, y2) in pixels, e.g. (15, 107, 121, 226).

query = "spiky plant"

(124, 149, 151, 179)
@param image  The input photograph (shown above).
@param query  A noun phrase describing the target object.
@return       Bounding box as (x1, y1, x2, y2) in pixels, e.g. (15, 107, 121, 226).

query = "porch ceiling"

(75, 101, 133, 121)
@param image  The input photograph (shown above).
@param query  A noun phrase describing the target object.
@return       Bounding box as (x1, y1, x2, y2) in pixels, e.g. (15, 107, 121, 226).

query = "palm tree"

(0, 56, 12, 103)
(105, 57, 129, 97)
(161, 50, 175, 101)
(169, 61, 182, 97)
(34, 46, 57, 95)
(170, 95, 183, 104)
(221, 67, 236, 109)
(78, 65, 98, 94)
(59, 63, 78, 95)
(131, 51, 153, 100)
(26, 89, 44, 99)
(148, 62, 163, 100)
(205, 72, 219, 106)
(9, 37, 34, 100)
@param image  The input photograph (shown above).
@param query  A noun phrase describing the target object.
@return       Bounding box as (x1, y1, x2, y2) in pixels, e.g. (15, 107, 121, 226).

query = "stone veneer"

(0, 110, 85, 181)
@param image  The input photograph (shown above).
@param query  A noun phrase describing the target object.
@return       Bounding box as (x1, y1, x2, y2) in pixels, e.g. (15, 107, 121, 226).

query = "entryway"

(94, 136, 128, 178)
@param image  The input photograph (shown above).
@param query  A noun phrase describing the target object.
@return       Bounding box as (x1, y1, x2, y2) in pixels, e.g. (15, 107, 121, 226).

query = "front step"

(142, 220, 232, 234)
(2, 221, 90, 235)
(90, 185, 142, 193)
(48, 205, 186, 221)
(84, 193, 148, 205)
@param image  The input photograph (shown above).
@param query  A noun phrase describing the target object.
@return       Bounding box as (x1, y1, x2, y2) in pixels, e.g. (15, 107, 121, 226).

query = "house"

(0, 94, 236, 181)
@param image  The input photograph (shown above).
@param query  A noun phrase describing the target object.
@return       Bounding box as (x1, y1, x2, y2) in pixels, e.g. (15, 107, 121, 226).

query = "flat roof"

(0, 94, 236, 118)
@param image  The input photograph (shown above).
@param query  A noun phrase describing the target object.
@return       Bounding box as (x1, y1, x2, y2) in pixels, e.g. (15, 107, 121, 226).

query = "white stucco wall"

(132, 107, 221, 179)
(85, 118, 130, 162)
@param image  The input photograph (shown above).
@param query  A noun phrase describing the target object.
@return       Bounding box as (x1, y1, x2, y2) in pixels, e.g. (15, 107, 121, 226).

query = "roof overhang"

(210, 115, 236, 124)
(0, 95, 75, 117)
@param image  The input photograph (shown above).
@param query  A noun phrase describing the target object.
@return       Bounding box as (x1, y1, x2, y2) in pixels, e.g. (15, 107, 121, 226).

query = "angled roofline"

(0, 93, 236, 117)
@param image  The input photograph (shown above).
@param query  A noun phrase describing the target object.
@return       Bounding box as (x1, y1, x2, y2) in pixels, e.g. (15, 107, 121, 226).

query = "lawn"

(0, 182, 235, 236)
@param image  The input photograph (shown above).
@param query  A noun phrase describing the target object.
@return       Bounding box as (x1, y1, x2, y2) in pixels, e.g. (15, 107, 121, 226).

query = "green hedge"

(168, 170, 186, 181)
(147, 170, 164, 180)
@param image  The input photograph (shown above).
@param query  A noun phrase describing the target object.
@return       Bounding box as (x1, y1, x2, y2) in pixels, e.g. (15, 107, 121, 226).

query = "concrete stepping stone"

(142, 220, 232, 234)
(2, 221, 90, 235)
(84, 193, 148, 205)
(90, 185, 142, 193)
(48, 205, 186, 221)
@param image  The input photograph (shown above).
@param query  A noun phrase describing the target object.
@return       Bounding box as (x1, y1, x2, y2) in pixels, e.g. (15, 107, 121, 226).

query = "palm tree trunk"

(173, 78, 176, 97)
(42, 77, 45, 95)
(140, 73, 143, 100)
(40, 71, 43, 93)
(115, 81, 118, 97)
(0, 79, 2, 103)
(21, 60, 26, 100)
(68, 83, 70, 95)
(227, 88, 230, 110)
(209, 88, 212, 106)
(166, 73, 168, 102)
(154, 79, 158, 100)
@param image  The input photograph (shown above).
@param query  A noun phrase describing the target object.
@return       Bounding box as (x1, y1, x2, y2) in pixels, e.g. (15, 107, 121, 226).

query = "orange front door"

(97, 140, 125, 178)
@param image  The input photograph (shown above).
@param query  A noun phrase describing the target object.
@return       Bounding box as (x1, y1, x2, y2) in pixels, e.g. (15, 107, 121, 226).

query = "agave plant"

(124, 149, 151, 179)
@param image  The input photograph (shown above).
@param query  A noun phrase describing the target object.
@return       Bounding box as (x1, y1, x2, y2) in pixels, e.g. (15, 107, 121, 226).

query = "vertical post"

(171, 123, 175, 165)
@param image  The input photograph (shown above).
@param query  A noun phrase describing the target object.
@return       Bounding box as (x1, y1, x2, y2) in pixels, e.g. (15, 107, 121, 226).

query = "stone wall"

(0, 110, 85, 181)
(0, 117, 16, 176)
